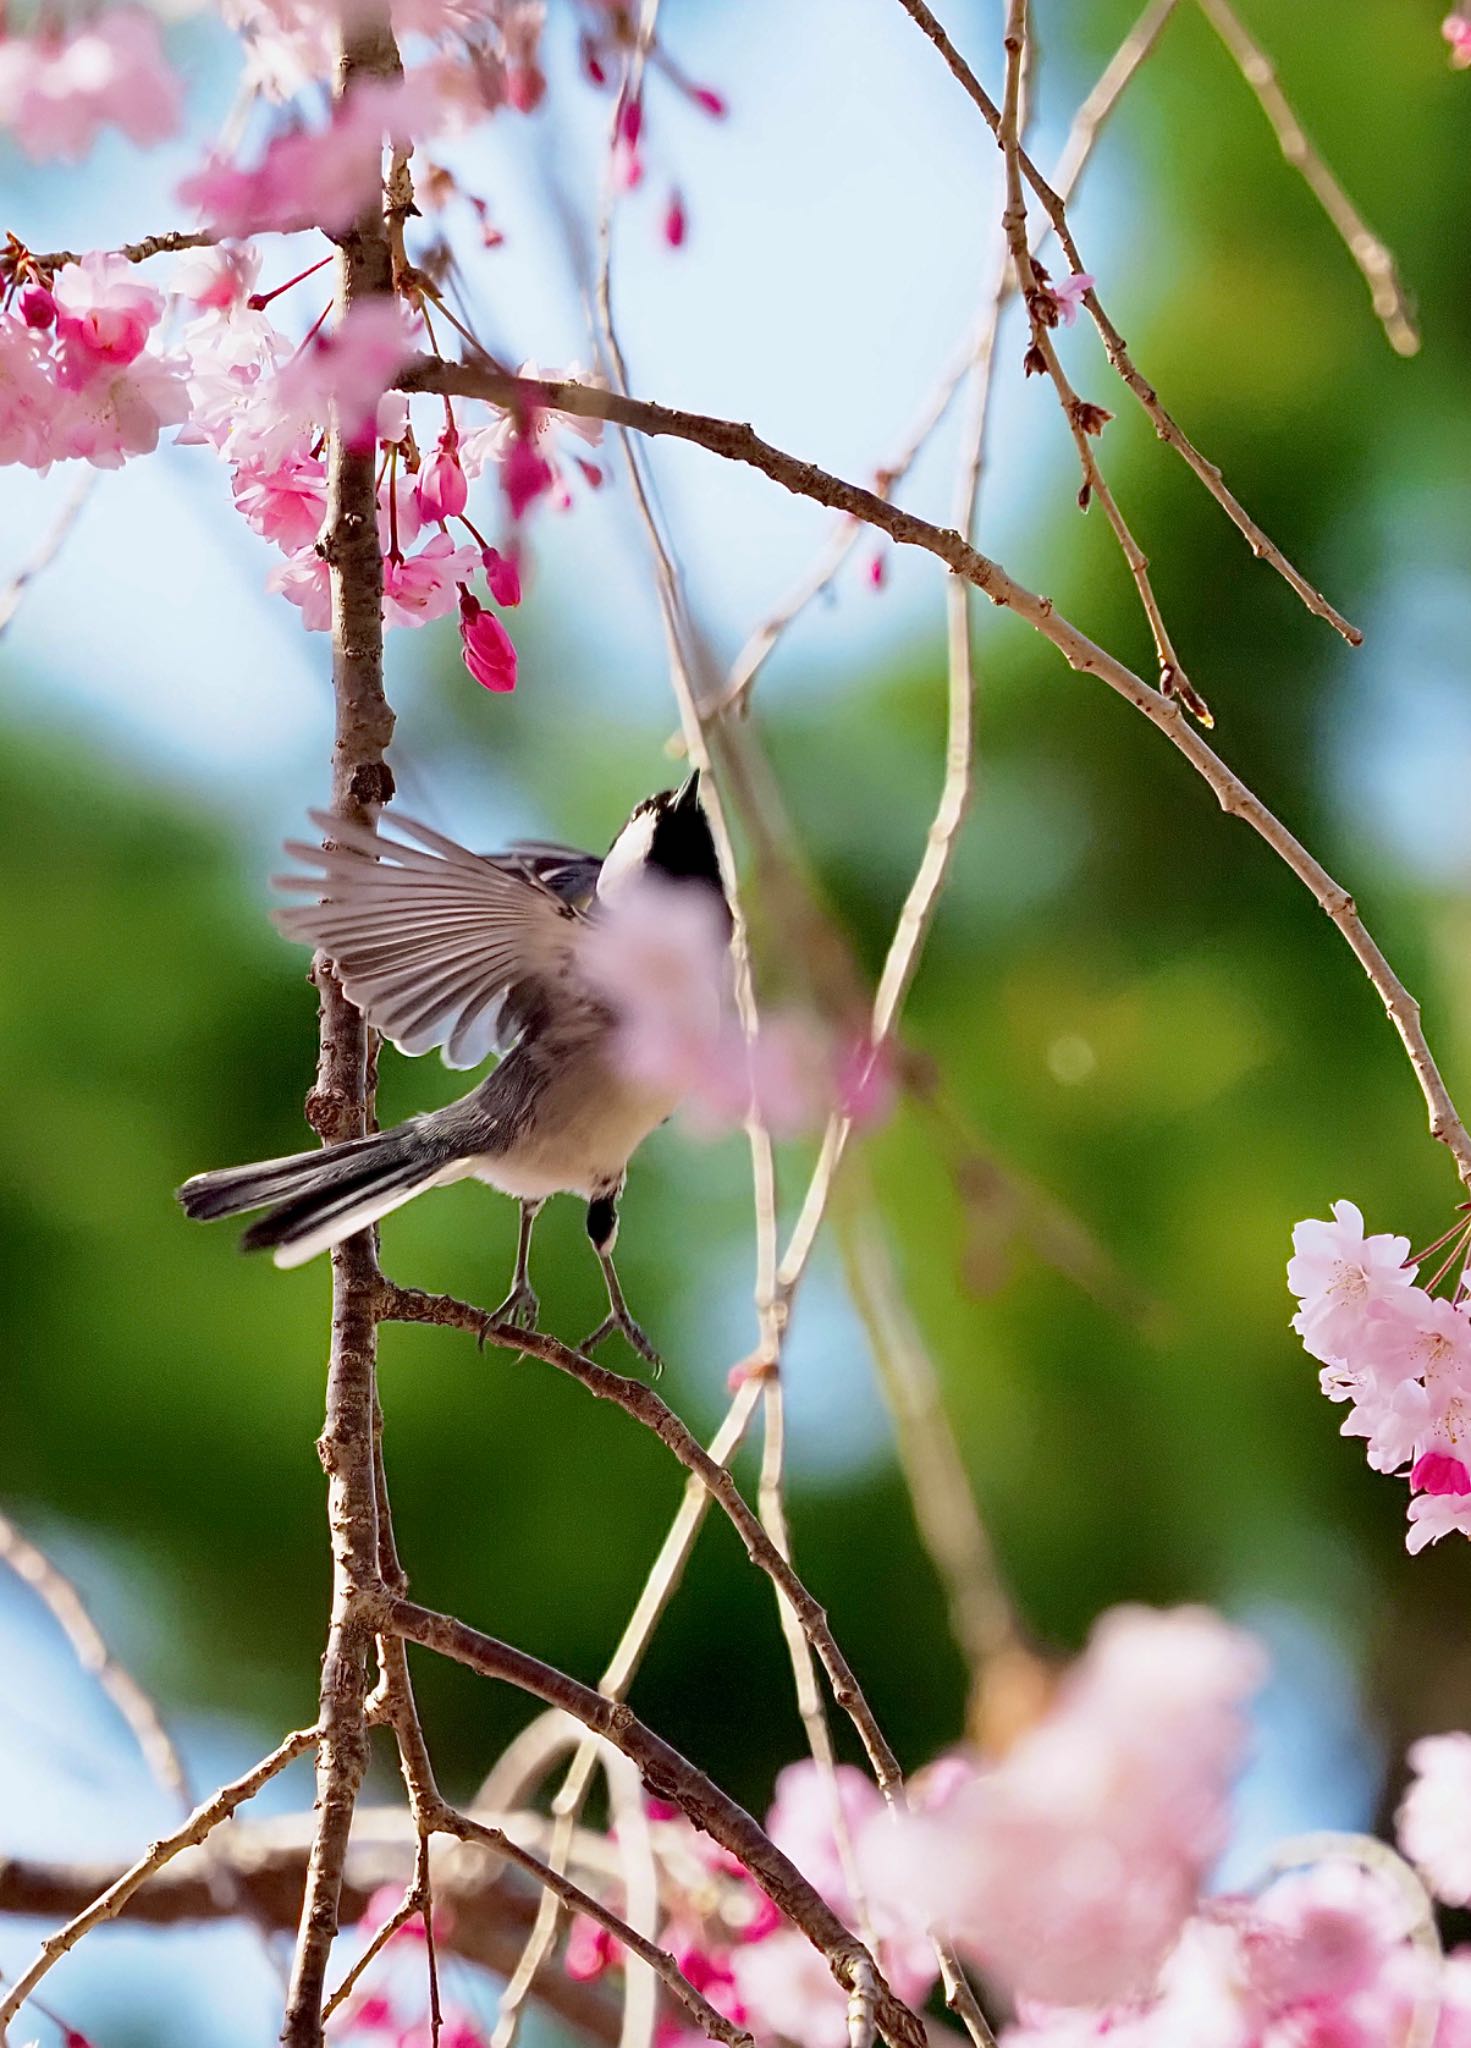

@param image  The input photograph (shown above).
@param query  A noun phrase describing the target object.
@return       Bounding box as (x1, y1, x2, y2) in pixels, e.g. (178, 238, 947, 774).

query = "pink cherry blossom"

(482, 545, 521, 606)
(1287, 1200, 1415, 1365)
(264, 300, 412, 456)
(53, 350, 193, 468)
(414, 433, 469, 522)
(174, 243, 261, 312)
(18, 285, 56, 329)
(233, 452, 329, 553)
(1045, 272, 1095, 326)
(892, 1606, 1264, 2008)
(268, 547, 333, 631)
(0, 314, 62, 469)
(382, 534, 479, 628)
(1398, 1732, 1471, 1905)
(1445, 14, 1471, 67)
(459, 591, 518, 690)
(501, 429, 555, 519)
(51, 252, 163, 375)
(0, 10, 182, 160)
(1407, 1487, 1471, 1553)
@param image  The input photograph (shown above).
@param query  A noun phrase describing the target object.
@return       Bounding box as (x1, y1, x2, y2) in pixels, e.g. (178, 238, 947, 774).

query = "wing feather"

(273, 809, 590, 1069)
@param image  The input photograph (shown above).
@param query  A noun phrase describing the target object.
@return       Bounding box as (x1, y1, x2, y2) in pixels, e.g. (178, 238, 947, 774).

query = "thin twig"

(889, 0, 1364, 644)
(1194, 0, 1419, 357)
(0, 1510, 190, 1814)
(0, 473, 98, 643)
(26, 228, 218, 272)
(400, 356, 1471, 1191)
(0, 1726, 316, 2033)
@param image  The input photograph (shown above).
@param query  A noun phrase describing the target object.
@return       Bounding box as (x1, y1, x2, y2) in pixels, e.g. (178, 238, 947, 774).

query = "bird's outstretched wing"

(273, 811, 593, 1069)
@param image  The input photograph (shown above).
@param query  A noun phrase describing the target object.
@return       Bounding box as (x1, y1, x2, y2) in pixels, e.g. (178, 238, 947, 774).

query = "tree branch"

(384, 1597, 927, 2048)
(279, 8, 402, 2041)
(399, 356, 1471, 1191)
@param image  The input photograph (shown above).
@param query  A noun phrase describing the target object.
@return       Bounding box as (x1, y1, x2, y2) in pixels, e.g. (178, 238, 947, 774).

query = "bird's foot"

(581, 1308, 664, 1378)
(478, 1282, 539, 1349)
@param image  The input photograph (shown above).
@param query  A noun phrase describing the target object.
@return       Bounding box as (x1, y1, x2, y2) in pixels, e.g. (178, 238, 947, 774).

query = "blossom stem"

(248, 253, 333, 312)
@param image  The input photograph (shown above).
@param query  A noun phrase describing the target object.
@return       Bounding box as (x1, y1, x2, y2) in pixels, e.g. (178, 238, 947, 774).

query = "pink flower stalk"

(382, 534, 479, 628)
(1445, 14, 1471, 67)
(1398, 1732, 1471, 1906)
(0, 9, 182, 160)
(51, 252, 164, 375)
(233, 451, 329, 553)
(458, 590, 517, 691)
(1045, 272, 1095, 326)
(482, 545, 521, 606)
(663, 188, 688, 248)
(414, 432, 468, 522)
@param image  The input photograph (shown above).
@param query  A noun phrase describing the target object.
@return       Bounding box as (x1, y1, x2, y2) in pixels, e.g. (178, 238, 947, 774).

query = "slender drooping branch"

(399, 357, 1471, 1193)
(278, 10, 402, 2041)
(385, 1598, 928, 2048)
(0, 1727, 318, 2034)
(889, 0, 1365, 645)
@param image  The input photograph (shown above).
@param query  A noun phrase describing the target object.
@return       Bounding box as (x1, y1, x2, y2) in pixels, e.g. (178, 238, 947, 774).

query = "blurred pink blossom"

(1445, 14, 1471, 67)
(1399, 1732, 1471, 1904)
(482, 545, 522, 606)
(0, 9, 182, 160)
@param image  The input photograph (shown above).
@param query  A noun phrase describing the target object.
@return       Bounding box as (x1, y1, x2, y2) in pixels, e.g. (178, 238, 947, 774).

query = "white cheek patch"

(597, 809, 659, 904)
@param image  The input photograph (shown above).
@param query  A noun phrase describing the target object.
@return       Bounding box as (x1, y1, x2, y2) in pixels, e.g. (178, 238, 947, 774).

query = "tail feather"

(177, 1126, 454, 1267)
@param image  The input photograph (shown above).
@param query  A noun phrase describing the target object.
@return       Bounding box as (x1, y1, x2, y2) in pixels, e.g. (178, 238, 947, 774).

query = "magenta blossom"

(51, 252, 164, 375)
(664, 188, 688, 248)
(482, 545, 521, 606)
(458, 590, 517, 691)
(501, 428, 555, 520)
(414, 432, 468, 522)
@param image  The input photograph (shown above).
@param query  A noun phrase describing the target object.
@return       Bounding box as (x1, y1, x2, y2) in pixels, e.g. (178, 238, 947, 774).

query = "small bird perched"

(177, 770, 730, 1369)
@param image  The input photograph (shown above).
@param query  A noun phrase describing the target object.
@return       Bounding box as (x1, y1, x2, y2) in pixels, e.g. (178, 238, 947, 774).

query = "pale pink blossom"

(0, 314, 63, 469)
(173, 244, 261, 312)
(1287, 1201, 1415, 1365)
(1445, 14, 1471, 67)
(382, 534, 478, 628)
(1398, 1732, 1471, 1905)
(728, 1929, 848, 2048)
(1045, 272, 1095, 326)
(461, 362, 604, 517)
(51, 253, 163, 375)
(249, 300, 411, 460)
(0, 10, 182, 160)
(233, 451, 328, 553)
(268, 547, 332, 631)
(52, 350, 192, 468)
(459, 591, 517, 690)
(1407, 1488, 1471, 1553)
(893, 1606, 1264, 2008)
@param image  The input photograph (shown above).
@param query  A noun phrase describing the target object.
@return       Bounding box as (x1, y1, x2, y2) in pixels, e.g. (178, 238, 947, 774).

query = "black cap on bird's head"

(600, 768, 731, 932)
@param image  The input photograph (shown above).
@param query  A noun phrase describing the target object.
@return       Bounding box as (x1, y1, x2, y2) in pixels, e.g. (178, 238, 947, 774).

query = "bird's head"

(598, 769, 731, 934)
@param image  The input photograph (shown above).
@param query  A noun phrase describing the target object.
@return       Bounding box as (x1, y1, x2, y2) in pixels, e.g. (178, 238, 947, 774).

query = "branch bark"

(279, 9, 402, 2042)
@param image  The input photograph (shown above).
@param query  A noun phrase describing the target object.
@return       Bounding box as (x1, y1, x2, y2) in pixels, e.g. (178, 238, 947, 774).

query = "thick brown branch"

(0, 1826, 620, 2043)
(380, 1284, 902, 1791)
(385, 1597, 927, 2048)
(397, 359, 1471, 1191)
(280, 9, 402, 2042)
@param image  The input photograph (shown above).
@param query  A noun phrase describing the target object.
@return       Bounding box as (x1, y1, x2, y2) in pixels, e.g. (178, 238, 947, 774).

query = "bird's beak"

(676, 767, 702, 811)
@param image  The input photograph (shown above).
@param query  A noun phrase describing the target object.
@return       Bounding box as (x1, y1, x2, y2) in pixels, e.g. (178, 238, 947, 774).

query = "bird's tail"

(177, 1123, 456, 1269)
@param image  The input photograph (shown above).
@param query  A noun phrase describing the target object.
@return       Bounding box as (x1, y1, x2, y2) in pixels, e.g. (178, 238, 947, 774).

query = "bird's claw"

(581, 1310, 664, 1378)
(478, 1283, 539, 1349)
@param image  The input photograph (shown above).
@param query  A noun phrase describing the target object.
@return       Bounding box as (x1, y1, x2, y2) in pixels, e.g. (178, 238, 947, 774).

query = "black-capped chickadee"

(177, 770, 729, 1369)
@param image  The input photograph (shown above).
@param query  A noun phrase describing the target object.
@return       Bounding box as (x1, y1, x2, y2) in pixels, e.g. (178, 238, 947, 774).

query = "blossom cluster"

(1288, 1200, 1471, 1549)
(0, 7, 181, 160)
(556, 1609, 1471, 2048)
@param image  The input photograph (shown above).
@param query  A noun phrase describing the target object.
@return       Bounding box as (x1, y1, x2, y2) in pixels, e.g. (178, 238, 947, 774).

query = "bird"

(176, 769, 730, 1370)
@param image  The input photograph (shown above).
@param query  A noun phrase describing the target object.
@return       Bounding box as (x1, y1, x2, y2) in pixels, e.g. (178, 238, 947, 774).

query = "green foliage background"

(3, 0, 1470, 1871)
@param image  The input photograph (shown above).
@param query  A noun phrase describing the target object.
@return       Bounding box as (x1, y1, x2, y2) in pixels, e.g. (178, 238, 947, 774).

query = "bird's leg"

(489, 1198, 543, 1331)
(580, 1187, 663, 1376)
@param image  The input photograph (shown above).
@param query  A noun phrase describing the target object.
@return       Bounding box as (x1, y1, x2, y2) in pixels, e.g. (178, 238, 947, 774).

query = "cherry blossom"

(414, 431, 469, 523)
(1287, 1200, 1415, 1364)
(0, 10, 182, 161)
(233, 452, 329, 553)
(1445, 14, 1471, 67)
(54, 350, 193, 468)
(240, 300, 412, 463)
(51, 253, 163, 374)
(459, 590, 518, 690)
(268, 548, 333, 631)
(382, 534, 479, 627)
(461, 362, 605, 516)
(1398, 1731, 1471, 1905)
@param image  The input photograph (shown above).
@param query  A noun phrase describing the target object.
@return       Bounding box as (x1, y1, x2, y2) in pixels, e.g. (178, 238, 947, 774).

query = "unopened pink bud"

(19, 284, 56, 328)
(482, 545, 521, 607)
(693, 86, 727, 118)
(663, 189, 687, 249)
(459, 588, 518, 692)
(506, 63, 545, 113)
(1412, 1450, 1471, 1496)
